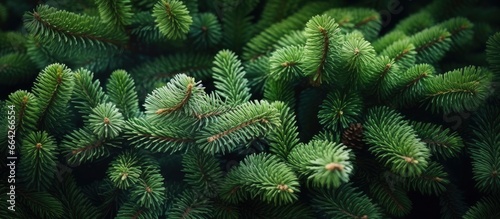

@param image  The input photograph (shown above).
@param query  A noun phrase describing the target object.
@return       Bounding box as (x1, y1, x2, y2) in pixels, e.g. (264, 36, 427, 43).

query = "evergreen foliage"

(95, 0, 133, 29)
(318, 89, 363, 132)
(212, 50, 251, 106)
(72, 68, 108, 118)
(369, 180, 412, 217)
(410, 120, 464, 159)
(1, 0, 499, 218)
(6, 90, 40, 137)
(106, 69, 139, 120)
(310, 183, 383, 218)
(364, 106, 430, 177)
(423, 66, 493, 114)
(0, 53, 37, 85)
(220, 153, 299, 205)
(301, 14, 341, 86)
(287, 140, 353, 188)
(19, 131, 58, 191)
(188, 12, 222, 49)
(152, 0, 193, 40)
(468, 106, 500, 193)
(268, 101, 300, 161)
(32, 63, 74, 133)
(88, 102, 125, 139)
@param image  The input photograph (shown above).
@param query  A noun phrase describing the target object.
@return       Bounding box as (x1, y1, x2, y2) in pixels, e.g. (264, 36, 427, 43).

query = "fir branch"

(269, 45, 304, 82)
(181, 0, 198, 15)
(468, 106, 500, 193)
(263, 78, 296, 109)
(253, 0, 302, 32)
(463, 195, 500, 219)
(96, 179, 129, 218)
(53, 174, 101, 219)
(71, 68, 108, 118)
(115, 202, 160, 219)
(26, 34, 124, 73)
(0, 31, 27, 55)
(95, 0, 133, 28)
(380, 38, 416, 72)
(152, 0, 192, 40)
(243, 2, 332, 60)
(364, 55, 399, 101)
(220, 1, 256, 53)
(129, 11, 165, 44)
(32, 63, 74, 132)
(0, 53, 37, 85)
(124, 116, 194, 154)
(162, 182, 188, 215)
(410, 26, 452, 63)
(17, 190, 64, 219)
(410, 121, 464, 160)
(325, 7, 381, 41)
(371, 30, 407, 53)
(189, 12, 222, 49)
(107, 151, 142, 189)
(390, 64, 434, 108)
(144, 74, 204, 117)
(88, 102, 125, 139)
(423, 66, 493, 114)
(130, 164, 165, 211)
(486, 32, 500, 79)
(301, 14, 341, 86)
(438, 17, 474, 49)
(268, 101, 301, 161)
(439, 184, 467, 219)
(350, 8, 382, 41)
(311, 183, 383, 219)
(369, 180, 412, 217)
(106, 69, 139, 120)
(424, 0, 477, 20)
(313, 130, 342, 144)
(130, 53, 212, 101)
(6, 90, 40, 137)
(166, 189, 214, 218)
(131, 53, 212, 80)
(211, 199, 239, 219)
(318, 89, 363, 132)
(274, 30, 307, 49)
(196, 100, 280, 154)
(1, 2, 499, 218)
(23, 5, 128, 49)
(19, 131, 58, 191)
(393, 11, 435, 35)
(404, 161, 450, 196)
(338, 32, 376, 89)
(363, 106, 430, 177)
(245, 55, 270, 95)
(287, 140, 354, 188)
(219, 153, 300, 205)
(182, 149, 223, 196)
(60, 127, 120, 166)
(212, 50, 251, 106)
(190, 93, 230, 127)
(322, 8, 354, 33)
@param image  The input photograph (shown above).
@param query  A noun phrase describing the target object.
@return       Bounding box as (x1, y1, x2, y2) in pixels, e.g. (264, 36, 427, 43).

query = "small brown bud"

(325, 162, 344, 171)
